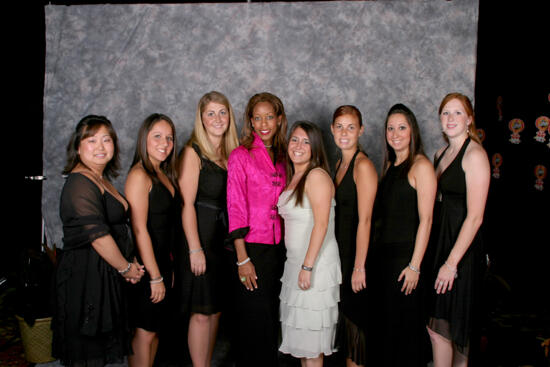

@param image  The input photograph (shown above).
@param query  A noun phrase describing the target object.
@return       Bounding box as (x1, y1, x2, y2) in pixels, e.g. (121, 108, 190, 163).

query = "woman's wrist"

(408, 263, 421, 274)
(443, 261, 458, 278)
(443, 261, 457, 271)
(189, 247, 203, 254)
(234, 239, 249, 265)
(236, 257, 251, 266)
(118, 262, 132, 276)
(150, 276, 164, 284)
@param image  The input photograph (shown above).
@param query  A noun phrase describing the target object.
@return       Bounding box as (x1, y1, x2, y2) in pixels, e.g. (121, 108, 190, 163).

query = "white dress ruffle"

(277, 190, 342, 359)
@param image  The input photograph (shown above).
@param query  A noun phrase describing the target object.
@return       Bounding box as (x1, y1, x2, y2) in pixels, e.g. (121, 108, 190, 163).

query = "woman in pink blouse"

(227, 92, 288, 367)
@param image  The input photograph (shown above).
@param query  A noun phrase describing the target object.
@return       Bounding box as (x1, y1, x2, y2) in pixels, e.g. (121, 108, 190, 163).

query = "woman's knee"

(191, 312, 212, 324)
(426, 325, 448, 344)
(134, 328, 157, 344)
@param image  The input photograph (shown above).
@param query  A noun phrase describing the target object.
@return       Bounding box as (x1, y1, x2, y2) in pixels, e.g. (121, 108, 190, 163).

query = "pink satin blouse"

(227, 133, 286, 245)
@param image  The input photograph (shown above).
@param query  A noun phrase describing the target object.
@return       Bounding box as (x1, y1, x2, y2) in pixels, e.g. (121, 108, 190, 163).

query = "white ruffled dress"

(277, 190, 342, 358)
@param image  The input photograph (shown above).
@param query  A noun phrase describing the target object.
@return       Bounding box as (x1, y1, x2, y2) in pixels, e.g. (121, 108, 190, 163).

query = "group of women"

(52, 91, 489, 367)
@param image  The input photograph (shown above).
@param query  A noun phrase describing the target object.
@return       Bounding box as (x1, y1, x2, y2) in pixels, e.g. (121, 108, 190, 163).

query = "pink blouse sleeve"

(227, 148, 250, 240)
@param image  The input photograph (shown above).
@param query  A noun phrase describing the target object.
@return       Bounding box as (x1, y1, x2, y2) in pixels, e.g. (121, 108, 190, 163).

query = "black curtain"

(475, 0, 549, 308)
(473, 1, 549, 365)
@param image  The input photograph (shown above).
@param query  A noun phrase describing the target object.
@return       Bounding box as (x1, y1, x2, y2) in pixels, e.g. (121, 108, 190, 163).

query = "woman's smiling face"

(331, 113, 363, 151)
(288, 127, 312, 167)
(440, 98, 472, 139)
(250, 101, 281, 146)
(78, 125, 114, 170)
(146, 119, 174, 166)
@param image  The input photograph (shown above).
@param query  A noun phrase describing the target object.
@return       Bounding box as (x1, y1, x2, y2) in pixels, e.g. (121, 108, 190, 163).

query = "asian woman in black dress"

(53, 115, 145, 366)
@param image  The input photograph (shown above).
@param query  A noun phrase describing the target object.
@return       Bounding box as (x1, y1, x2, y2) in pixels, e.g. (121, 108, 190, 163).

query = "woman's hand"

(351, 268, 366, 293)
(122, 261, 145, 284)
(150, 280, 166, 303)
(190, 250, 206, 276)
(398, 267, 419, 295)
(238, 261, 258, 291)
(298, 269, 312, 290)
(435, 263, 457, 294)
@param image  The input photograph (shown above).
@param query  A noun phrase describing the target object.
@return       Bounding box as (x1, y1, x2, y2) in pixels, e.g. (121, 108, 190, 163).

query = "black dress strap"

(334, 149, 361, 181)
(435, 138, 471, 170)
(457, 137, 471, 158)
(434, 145, 450, 169)
(191, 143, 205, 163)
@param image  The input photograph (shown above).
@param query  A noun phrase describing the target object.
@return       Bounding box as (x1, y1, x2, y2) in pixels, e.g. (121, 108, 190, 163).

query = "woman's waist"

(195, 199, 226, 211)
(285, 235, 339, 257)
(245, 227, 282, 244)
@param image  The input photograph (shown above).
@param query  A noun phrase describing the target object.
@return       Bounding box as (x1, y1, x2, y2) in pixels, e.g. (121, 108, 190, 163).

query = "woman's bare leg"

(427, 326, 453, 367)
(301, 354, 324, 367)
(128, 328, 157, 367)
(346, 358, 363, 367)
(206, 312, 221, 363)
(188, 312, 220, 367)
(452, 346, 468, 367)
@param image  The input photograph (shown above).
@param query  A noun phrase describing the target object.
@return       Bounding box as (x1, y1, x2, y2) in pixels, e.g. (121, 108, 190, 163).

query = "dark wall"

(474, 1, 549, 309)
(8, 3, 46, 281)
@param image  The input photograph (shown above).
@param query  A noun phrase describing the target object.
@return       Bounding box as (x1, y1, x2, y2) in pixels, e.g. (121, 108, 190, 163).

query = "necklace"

(79, 164, 106, 188)
(264, 144, 272, 149)
(88, 169, 104, 181)
(89, 170, 106, 191)
(340, 160, 350, 171)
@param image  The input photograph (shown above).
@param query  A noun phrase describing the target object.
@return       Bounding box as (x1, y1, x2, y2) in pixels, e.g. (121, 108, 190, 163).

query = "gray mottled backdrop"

(43, 1, 479, 248)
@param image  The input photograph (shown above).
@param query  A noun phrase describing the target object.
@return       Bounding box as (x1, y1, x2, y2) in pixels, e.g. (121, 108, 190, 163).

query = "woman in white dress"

(278, 121, 342, 367)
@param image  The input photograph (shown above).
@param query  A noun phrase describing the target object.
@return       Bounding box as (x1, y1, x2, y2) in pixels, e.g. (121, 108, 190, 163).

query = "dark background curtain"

(473, 1, 549, 364)
(475, 1, 549, 307)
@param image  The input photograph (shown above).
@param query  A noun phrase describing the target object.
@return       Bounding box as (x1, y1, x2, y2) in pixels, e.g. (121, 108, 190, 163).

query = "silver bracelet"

(189, 247, 203, 254)
(444, 261, 458, 278)
(353, 267, 365, 272)
(408, 263, 420, 274)
(150, 276, 164, 284)
(236, 257, 251, 266)
(301, 264, 313, 272)
(118, 262, 131, 275)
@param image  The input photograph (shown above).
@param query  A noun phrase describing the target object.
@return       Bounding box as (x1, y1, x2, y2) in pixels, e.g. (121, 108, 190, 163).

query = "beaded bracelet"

(189, 247, 203, 254)
(150, 276, 164, 284)
(408, 263, 420, 274)
(118, 262, 131, 275)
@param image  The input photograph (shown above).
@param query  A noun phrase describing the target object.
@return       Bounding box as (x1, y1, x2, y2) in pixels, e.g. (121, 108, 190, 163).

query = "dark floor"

(2, 269, 549, 367)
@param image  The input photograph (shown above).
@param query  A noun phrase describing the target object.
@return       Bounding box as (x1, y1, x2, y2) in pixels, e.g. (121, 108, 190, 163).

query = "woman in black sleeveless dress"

(330, 106, 378, 367)
(427, 94, 490, 366)
(125, 114, 181, 367)
(53, 115, 145, 366)
(178, 91, 239, 366)
(368, 104, 436, 366)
